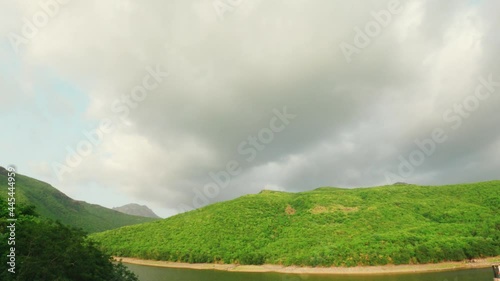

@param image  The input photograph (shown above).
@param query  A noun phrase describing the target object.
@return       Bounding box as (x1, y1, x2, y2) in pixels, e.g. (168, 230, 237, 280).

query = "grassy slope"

(91, 181, 500, 267)
(0, 170, 157, 233)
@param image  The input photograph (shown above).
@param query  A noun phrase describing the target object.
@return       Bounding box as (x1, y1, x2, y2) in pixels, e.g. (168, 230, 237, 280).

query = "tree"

(0, 200, 138, 281)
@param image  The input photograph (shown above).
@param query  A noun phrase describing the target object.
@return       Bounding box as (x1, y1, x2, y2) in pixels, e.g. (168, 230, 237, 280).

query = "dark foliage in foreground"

(0, 202, 139, 281)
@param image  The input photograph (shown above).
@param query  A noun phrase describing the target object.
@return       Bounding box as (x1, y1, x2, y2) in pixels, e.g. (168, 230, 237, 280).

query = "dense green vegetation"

(0, 201, 139, 281)
(0, 167, 157, 233)
(92, 181, 500, 267)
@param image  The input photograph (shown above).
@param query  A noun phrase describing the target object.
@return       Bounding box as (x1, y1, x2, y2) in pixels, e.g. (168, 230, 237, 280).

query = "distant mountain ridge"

(113, 203, 160, 218)
(0, 166, 158, 233)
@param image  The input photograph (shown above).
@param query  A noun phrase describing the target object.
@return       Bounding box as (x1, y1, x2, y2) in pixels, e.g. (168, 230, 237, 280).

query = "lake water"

(124, 263, 492, 281)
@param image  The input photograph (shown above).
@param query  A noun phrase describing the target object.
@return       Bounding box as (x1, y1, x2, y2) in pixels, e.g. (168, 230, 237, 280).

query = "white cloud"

(2, 0, 499, 215)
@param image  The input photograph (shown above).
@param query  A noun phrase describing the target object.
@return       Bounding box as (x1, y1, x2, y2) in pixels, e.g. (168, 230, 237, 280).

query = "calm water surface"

(125, 263, 492, 281)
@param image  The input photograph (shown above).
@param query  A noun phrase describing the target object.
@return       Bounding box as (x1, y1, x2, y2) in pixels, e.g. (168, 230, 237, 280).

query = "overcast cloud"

(1, 0, 499, 217)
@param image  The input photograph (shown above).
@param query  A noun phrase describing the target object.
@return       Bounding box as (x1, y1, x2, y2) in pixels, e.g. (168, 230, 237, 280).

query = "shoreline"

(115, 256, 500, 275)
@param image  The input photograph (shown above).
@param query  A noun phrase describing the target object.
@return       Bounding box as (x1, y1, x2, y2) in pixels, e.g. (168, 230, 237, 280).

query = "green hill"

(91, 181, 500, 267)
(0, 167, 157, 233)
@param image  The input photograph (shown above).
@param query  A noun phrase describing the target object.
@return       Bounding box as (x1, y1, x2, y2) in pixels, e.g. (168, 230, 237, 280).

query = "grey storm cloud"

(4, 0, 500, 216)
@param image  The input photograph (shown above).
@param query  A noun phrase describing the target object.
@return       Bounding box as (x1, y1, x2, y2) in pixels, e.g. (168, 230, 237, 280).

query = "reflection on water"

(124, 263, 491, 281)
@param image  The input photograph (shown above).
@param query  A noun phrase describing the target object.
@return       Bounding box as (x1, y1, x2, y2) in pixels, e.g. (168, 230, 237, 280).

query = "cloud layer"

(2, 0, 500, 216)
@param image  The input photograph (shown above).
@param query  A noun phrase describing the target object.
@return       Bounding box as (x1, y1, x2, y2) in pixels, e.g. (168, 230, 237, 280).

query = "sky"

(1, 0, 499, 218)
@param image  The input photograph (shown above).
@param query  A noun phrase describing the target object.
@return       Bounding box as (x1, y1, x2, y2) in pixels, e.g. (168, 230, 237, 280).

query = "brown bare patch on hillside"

(285, 204, 296, 215)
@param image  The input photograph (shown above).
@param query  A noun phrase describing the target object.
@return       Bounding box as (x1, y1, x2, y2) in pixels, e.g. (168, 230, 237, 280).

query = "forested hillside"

(91, 181, 500, 267)
(0, 167, 157, 233)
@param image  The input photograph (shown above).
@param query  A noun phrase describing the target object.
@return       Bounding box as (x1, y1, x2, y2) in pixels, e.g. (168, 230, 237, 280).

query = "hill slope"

(113, 203, 160, 218)
(0, 167, 157, 233)
(91, 181, 500, 267)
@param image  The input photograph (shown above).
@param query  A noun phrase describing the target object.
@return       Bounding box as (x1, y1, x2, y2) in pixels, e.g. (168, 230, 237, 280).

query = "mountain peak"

(113, 203, 161, 218)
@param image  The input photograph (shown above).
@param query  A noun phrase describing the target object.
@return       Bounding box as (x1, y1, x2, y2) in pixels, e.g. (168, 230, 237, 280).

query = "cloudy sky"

(1, 0, 499, 217)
